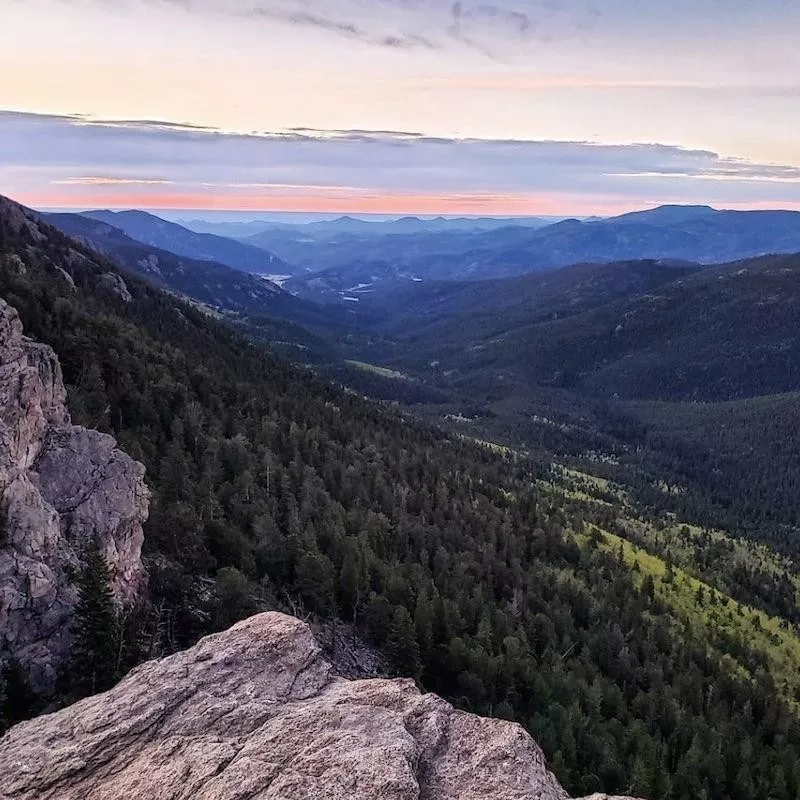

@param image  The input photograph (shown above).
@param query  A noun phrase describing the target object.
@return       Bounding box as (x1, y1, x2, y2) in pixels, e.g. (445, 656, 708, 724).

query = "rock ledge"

(0, 611, 642, 800)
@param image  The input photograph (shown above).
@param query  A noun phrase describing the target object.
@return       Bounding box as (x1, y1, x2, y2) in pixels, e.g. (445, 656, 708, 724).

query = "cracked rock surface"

(0, 298, 148, 689)
(0, 612, 640, 800)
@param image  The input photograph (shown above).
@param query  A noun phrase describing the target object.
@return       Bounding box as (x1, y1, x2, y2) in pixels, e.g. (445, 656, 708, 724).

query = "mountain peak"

(648, 203, 718, 217)
(609, 204, 718, 226)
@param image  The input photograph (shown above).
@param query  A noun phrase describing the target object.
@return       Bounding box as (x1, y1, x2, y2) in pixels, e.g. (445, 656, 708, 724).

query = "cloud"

(243, 0, 601, 54)
(1, 109, 799, 213)
(77, 118, 220, 133)
(51, 176, 174, 186)
(81, 0, 600, 54)
(243, 5, 438, 50)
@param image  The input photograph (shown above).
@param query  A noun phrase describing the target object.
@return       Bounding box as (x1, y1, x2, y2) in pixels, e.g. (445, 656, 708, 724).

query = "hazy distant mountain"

(284, 205, 800, 302)
(609, 204, 718, 227)
(325, 214, 551, 234)
(243, 222, 553, 278)
(493, 206, 800, 269)
(82, 210, 297, 277)
(240, 215, 551, 270)
(177, 219, 280, 238)
(244, 214, 549, 243)
(467, 206, 800, 274)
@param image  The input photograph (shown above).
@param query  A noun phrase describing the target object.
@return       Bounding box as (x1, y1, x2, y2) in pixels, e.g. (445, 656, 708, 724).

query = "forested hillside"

(368, 254, 800, 401)
(343, 254, 800, 558)
(3, 196, 800, 800)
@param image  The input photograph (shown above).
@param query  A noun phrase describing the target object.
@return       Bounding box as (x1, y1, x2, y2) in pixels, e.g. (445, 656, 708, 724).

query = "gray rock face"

(0, 611, 641, 800)
(0, 298, 148, 688)
(96, 271, 132, 303)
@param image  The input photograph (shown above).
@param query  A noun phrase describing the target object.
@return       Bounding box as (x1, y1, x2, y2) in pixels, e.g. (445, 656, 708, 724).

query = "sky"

(1, 0, 800, 216)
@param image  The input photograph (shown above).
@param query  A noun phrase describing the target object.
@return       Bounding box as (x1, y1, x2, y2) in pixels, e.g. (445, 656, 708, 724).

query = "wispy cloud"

(78, 0, 600, 54)
(244, 5, 438, 50)
(52, 176, 174, 186)
(2, 109, 799, 213)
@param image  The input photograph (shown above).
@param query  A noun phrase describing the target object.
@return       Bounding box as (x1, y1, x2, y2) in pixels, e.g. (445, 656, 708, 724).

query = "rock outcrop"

(0, 611, 642, 800)
(0, 298, 148, 688)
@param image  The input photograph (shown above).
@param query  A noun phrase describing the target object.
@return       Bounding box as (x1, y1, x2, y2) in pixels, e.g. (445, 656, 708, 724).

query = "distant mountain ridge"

(175, 219, 280, 238)
(82, 209, 297, 277)
(282, 204, 800, 302)
(46, 212, 283, 313)
(242, 214, 551, 240)
(609, 204, 718, 226)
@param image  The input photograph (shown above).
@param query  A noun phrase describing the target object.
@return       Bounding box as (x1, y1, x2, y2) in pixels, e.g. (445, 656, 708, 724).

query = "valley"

(3, 196, 800, 800)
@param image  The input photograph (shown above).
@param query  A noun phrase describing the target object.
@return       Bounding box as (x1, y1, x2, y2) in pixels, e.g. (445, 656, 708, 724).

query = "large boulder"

(0, 611, 644, 800)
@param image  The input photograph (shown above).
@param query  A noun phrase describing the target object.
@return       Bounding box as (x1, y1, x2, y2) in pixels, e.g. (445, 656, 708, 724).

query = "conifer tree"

(338, 540, 365, 624)
(385, 606, 421, 681)
(71, 540, 121, 696)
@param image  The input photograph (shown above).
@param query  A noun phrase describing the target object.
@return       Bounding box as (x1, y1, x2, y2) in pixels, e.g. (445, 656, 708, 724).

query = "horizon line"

(29, 200, 800, 219)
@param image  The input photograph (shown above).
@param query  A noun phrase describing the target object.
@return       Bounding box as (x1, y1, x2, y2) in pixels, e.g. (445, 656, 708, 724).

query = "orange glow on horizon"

(16, 187, 800, 217)
(16, 189, 696, 218)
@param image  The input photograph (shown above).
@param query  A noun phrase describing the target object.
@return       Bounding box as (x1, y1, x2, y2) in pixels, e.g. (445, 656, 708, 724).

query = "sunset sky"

(2, 0, 800, 215)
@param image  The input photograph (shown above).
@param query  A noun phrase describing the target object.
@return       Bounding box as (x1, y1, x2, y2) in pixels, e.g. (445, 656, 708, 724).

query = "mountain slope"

(45, 212, 284, 312)
(83, 209, 296, 276)
(42, 211, 347, 358)
(3, 194, 800, 800)
(357, 259, 701, 334)
(377, 253, 800, 402)
(345, 252, 800, 553)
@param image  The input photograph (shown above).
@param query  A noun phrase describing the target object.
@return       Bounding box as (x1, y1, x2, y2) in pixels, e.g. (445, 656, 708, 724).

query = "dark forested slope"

(43, 210, 355, 363)
(379, 253, 800, 402)
(2, 195, 800, 800)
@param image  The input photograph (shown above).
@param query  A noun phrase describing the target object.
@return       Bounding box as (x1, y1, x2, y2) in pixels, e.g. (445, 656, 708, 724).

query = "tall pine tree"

(385, 606, 421, 681)
(71, 540, 121, 697)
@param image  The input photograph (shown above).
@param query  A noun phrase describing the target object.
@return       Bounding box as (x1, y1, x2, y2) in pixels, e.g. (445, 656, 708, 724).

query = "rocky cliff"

(0, 611, 640, 800)
(0, 298, 148, 689)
